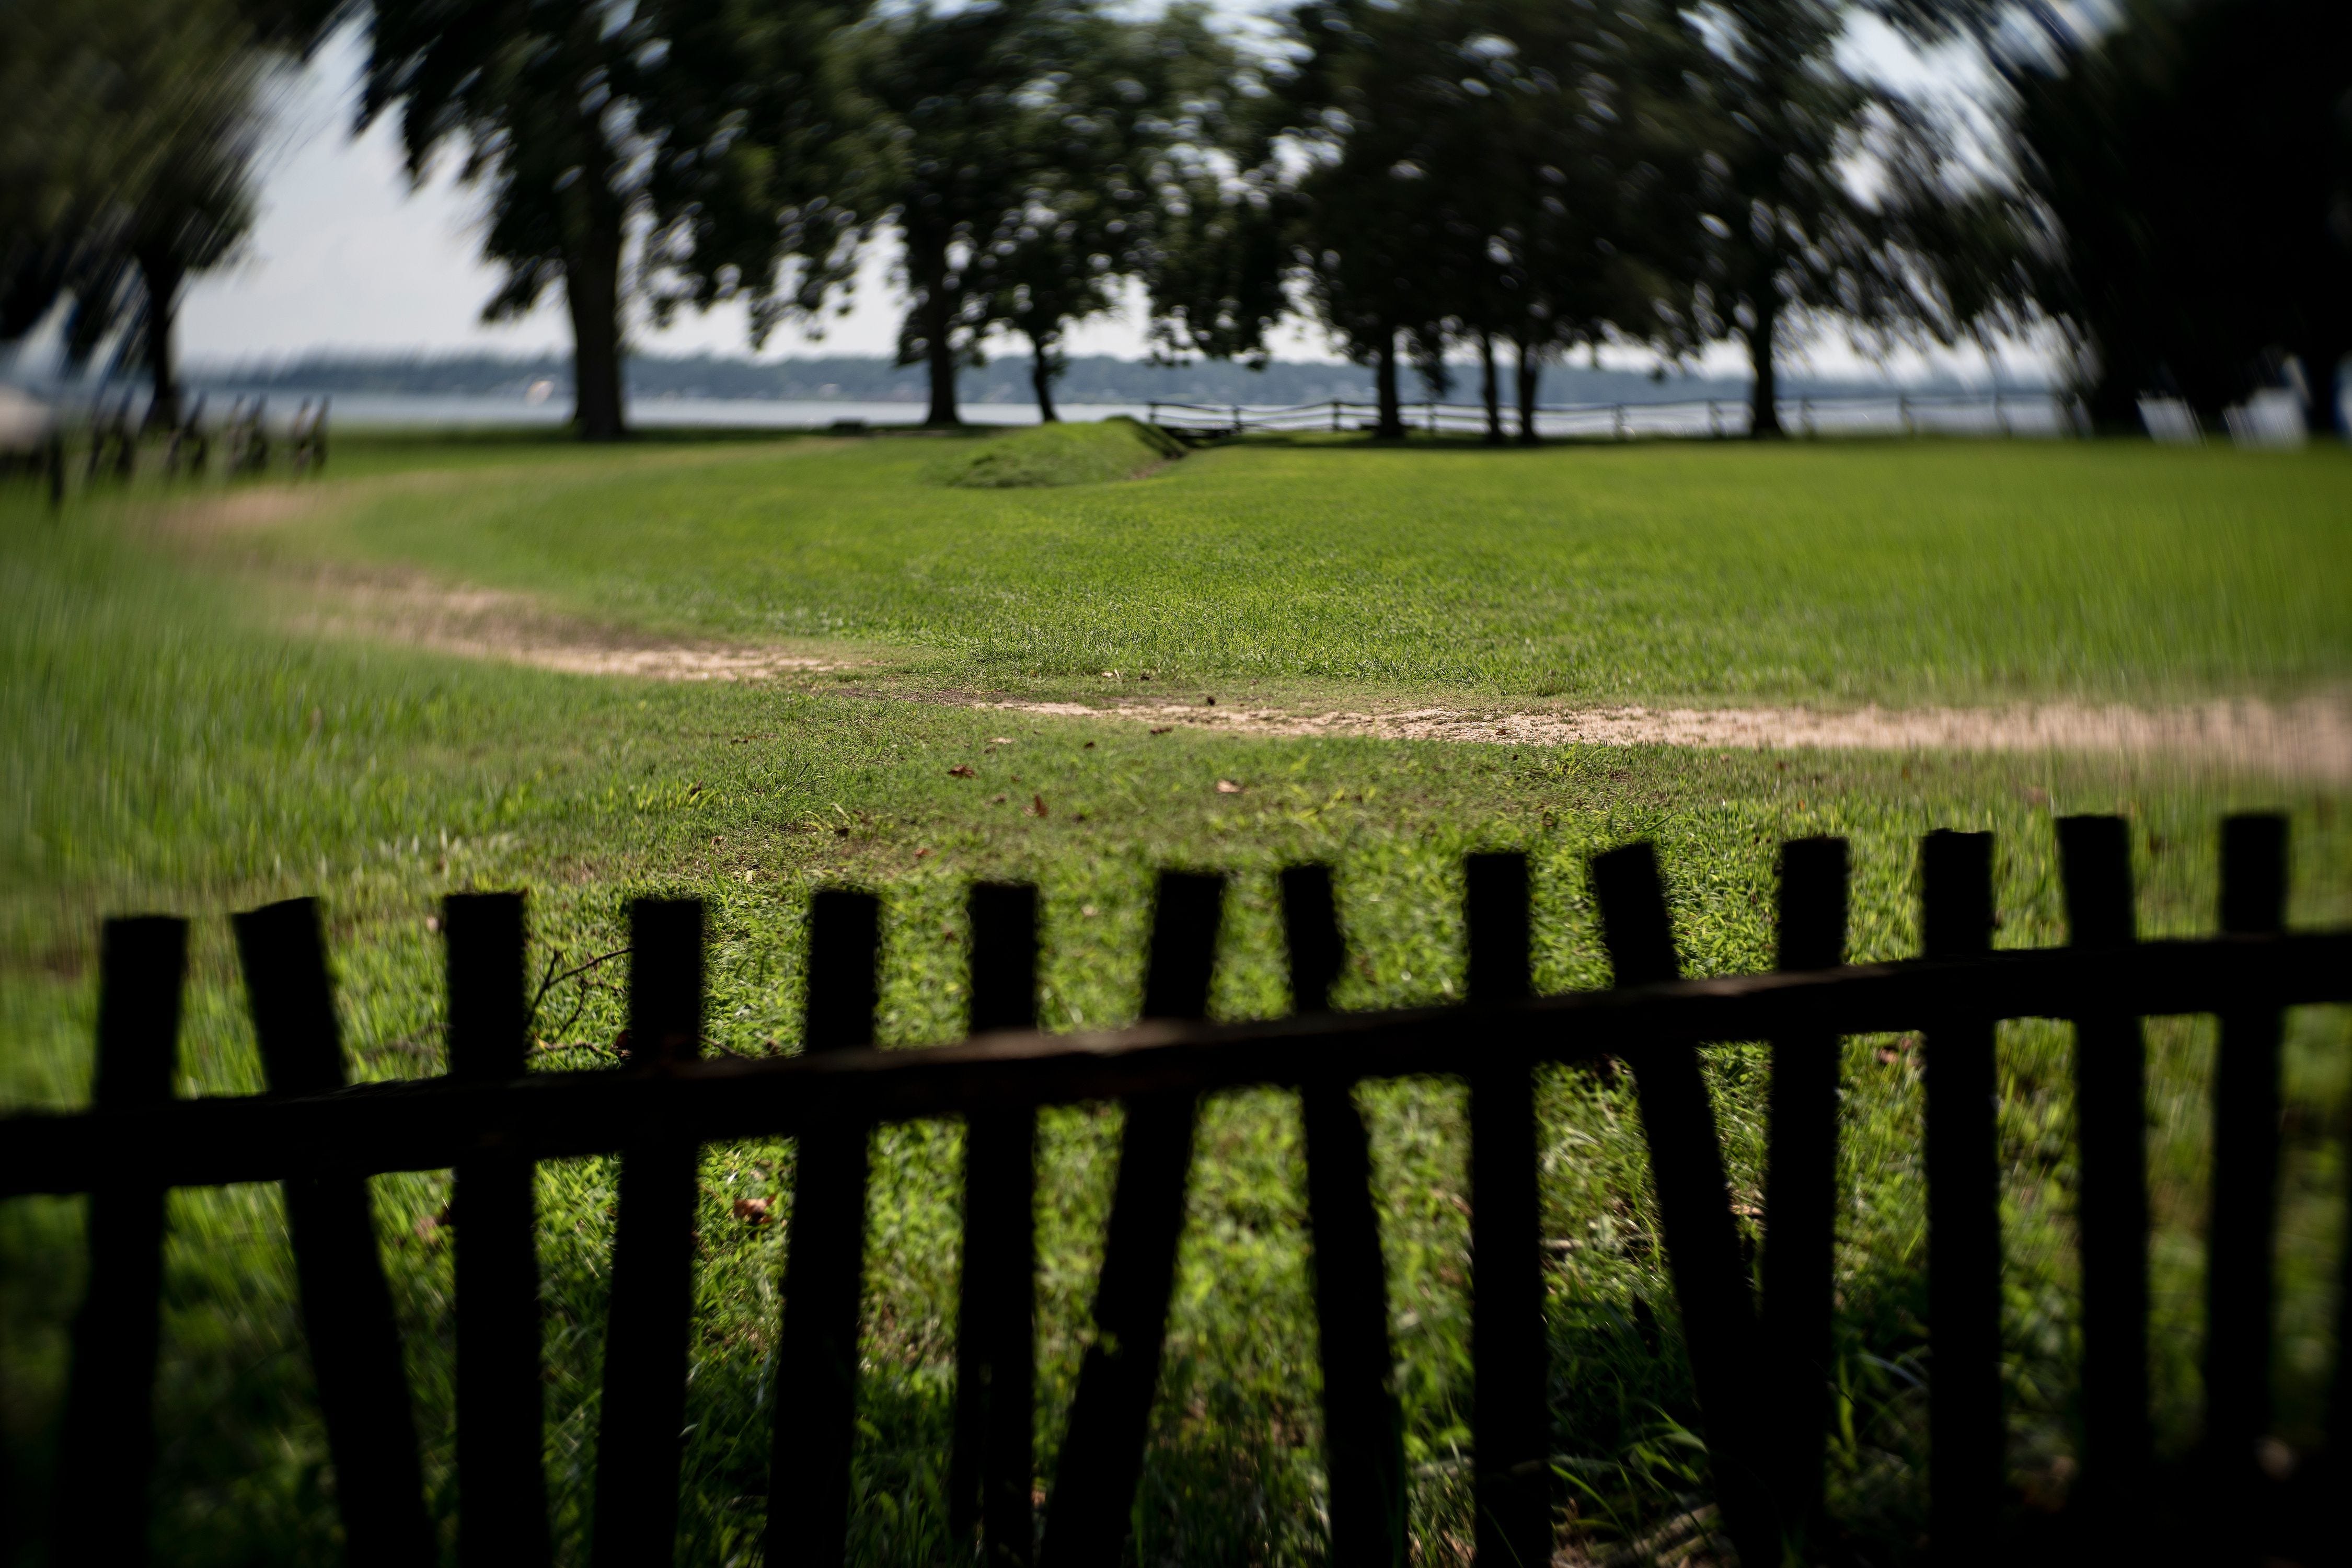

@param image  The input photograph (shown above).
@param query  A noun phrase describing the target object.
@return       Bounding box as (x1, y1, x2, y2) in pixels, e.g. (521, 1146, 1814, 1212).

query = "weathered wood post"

(589, 898, 706, 1568)
(1040, 871, 1225, 1565)
(770, 889, 885, 1566)
(951, 882, 1042, 1567)
(1921, 832, 2001, 1568)
(52, 916, 187, 1566)
(446, 892, 554, 1568)
(1285, 863, 1407, 1567)
(235, 897, 436, 1568)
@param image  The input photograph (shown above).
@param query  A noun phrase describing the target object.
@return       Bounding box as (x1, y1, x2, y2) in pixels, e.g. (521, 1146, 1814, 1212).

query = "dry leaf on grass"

(947, 764, 976, 778)
(1216, 779, 1244, 794)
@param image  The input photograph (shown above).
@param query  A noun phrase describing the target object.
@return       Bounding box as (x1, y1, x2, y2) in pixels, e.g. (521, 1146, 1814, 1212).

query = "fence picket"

(952, 882, 1041, 1567)
(1283, 863, 1407, 1568)
(589, 898, 706, 1568)
(2205, 815, 2287, 1535)
(2055, 816, 2150, 1536)
(1588, 843, 1779, 1568)
(1462, 851, 1552, 1567)
(52, 916, 186, 1566)
(1040, 871, 1225, 1566)
(1920, 831, 2001, 1566)
(771, 890, 883, 1566)
(1761, 837, 1849, 1550)
(445, 893, 552, 1568)
(233, 897, 436, 1568)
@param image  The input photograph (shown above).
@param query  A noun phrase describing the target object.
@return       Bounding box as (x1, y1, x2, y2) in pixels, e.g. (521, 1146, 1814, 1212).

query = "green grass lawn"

(2, 432, 2348, 1567)
(224, 428, 2352, 705)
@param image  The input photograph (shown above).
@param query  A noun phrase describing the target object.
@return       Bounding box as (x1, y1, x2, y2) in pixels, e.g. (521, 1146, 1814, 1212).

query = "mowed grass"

(222, 430, 2352, 705)
(1, 436, 2348, 1567)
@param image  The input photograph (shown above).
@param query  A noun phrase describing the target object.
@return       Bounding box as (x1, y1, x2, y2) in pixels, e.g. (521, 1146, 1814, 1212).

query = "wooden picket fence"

(6, 815, 2349, 1567)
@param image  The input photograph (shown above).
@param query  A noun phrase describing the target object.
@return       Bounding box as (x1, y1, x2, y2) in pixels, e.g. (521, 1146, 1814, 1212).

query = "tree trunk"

(1747, 300, 1782, 440)
(1515, 338, 1539, 445)
(927, 329, 960, 428)
(2302, 344, 2345, 437)
(136, 247, 183, 432)
(1479, 334, 1502, 444)
(1374, 332, 1403, 440)
(563, 196, 628, 442)
(1029, 335, 1059, 423)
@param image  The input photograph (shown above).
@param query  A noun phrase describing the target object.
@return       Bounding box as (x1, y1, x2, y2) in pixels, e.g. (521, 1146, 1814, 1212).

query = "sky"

(153, 14, 2051, 383)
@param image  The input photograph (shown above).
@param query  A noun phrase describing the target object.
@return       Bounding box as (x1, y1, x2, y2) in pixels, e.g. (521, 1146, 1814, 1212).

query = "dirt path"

(284, 571, 855, 681)
(290, 573, 2351, 777)
(988, 695, 2352, 778)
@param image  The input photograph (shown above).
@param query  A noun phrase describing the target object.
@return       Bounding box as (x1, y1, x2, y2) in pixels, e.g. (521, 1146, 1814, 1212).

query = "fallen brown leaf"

(1027, 794, 1049, 817)
(1216, 779, 1245, 794)
(947, 764, 976, 778)
(733, 1197, 773, 1226)
(1150, 725, 1173, 735)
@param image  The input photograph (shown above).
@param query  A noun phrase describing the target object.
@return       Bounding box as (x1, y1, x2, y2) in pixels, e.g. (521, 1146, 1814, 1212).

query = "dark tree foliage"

(1135, 153, 1292, 372)
(1279, 0, 1470, 437)
(846, 0, 1084, 426)
(1424, 0, 1702, 441)
(1640, 0, 2039, 435)
(852, 0, 1235, 425)
(2, 0, 281, 428)
(951, 4, 1229, 420)
(2010, 0, 2352, 429)
(359, 0, 852, 441)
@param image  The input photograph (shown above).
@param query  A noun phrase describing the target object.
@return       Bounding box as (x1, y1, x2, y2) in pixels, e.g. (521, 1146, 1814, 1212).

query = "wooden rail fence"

(1142, 391, 2083, 442)
(8, 814, 2351, 1566)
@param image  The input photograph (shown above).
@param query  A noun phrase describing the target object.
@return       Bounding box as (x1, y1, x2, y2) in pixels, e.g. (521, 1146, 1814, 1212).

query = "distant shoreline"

(5, 350, 2050, 408)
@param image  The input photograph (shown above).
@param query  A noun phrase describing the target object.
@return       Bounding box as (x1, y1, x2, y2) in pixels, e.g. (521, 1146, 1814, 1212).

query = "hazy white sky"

(166, 16, 2050, 383)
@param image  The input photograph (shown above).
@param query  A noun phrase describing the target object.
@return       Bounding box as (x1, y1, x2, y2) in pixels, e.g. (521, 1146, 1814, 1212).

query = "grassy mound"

(947, 414, 1182, 488)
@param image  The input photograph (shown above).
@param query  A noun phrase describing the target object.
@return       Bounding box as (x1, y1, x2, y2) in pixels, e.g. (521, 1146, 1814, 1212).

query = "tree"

(978, 3, 1242, 420)
(1645, 0, 2036, 437)
(845, 0, 1102, 426)
(2, 0, 278, 429)
(1650, 0, 1876, 436)
(359, 0, 853, 441)
(1440, 0, 1701, 442)
(981, 170, 1125, 421)
(1278, 0, 1468, 438)
(1273, 0, 1697, 441)
(2005, 0, 2352, 429)
(1134, 147, 1292, 371)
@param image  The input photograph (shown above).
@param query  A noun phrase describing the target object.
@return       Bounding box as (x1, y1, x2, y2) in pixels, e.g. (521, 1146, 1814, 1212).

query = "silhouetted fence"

(7, 815, 2348, 1567)
(1146, 391, 2084, 442)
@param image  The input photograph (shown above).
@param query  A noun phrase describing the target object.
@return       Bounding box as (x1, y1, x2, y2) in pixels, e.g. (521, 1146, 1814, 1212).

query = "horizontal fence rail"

(9, 814, 2351, 1567)
(4, 935, 2347, 1198)
(1143, 391, 2084, 441)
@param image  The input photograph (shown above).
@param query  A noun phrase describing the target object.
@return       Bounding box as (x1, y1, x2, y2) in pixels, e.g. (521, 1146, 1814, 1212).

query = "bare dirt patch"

(284, 569, 857, 681)
(280, 568, 2349, 776)
(986, 694, 2352, 779)
(164, 485, 329, 535)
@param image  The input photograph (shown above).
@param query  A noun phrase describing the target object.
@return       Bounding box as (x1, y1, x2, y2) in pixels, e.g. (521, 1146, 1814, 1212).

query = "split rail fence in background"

(6, 815, 2350, 1567)
(1143, 391, 2083, 442)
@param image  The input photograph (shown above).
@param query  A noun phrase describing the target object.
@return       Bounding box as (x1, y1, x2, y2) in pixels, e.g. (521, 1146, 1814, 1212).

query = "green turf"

(212, 431, 2352, 706)
(946, 415, 1183, 487)
(1, 439, 2347, 1567)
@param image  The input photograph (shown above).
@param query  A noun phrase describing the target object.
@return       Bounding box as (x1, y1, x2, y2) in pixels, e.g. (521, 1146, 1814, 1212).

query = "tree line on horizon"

(4, 0, 2345, 443)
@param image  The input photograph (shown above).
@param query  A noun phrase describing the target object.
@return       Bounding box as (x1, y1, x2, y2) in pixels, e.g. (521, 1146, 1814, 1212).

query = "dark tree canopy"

(359, 0, 852, 440)
(3, 0, 280, 427)
(2012, 0, 2352, 428)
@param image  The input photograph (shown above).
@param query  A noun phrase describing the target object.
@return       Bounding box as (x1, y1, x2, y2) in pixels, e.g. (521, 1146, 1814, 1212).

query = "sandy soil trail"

(295, 572, 2350, 778)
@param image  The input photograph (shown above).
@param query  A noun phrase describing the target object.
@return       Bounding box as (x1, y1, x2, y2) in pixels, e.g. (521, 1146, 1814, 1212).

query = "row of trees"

(6, 0, 2346, 441)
